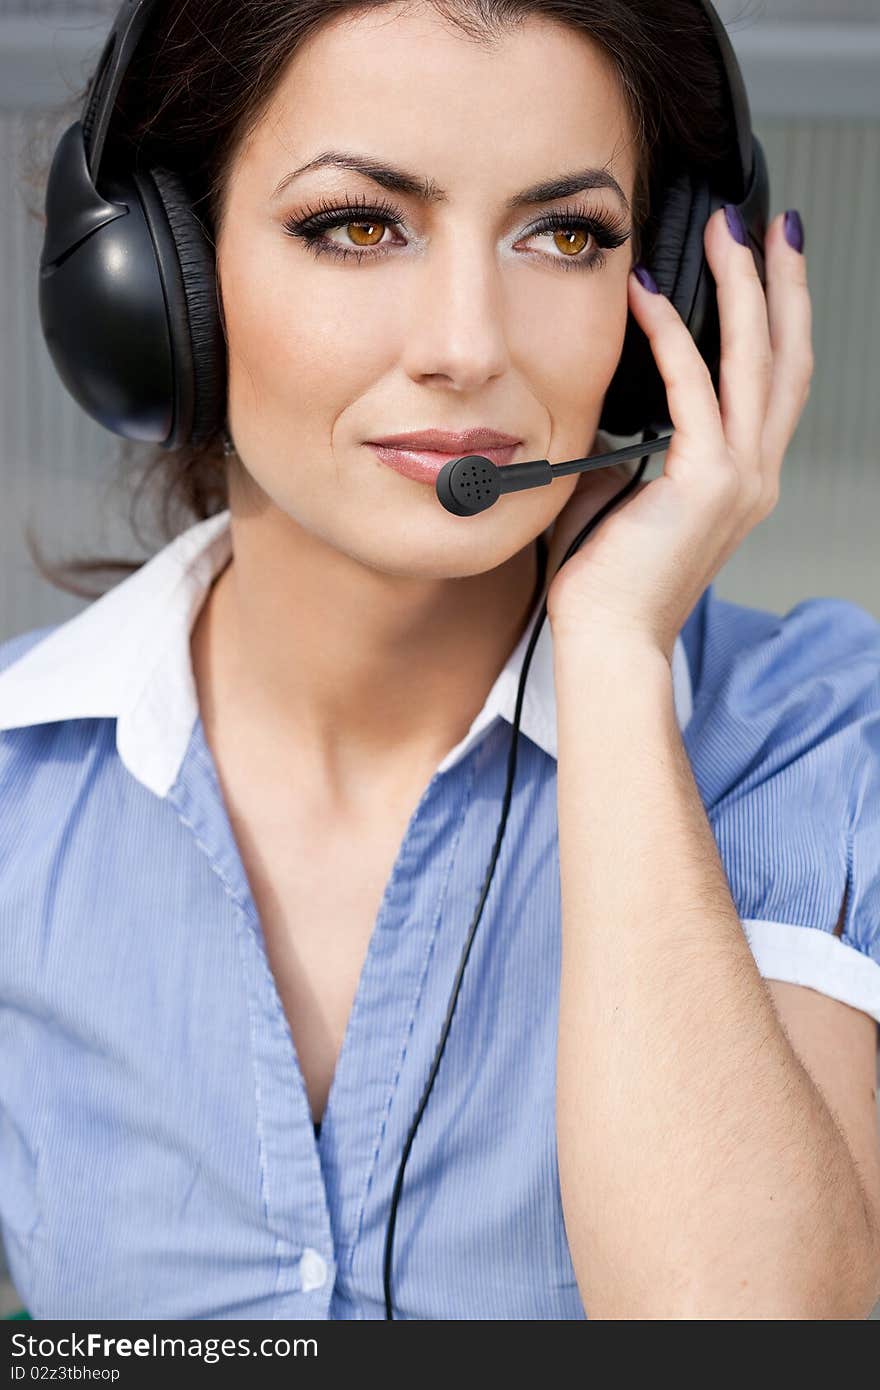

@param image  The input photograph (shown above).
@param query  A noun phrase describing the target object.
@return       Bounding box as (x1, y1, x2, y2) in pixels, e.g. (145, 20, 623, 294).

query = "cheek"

(219, 235, 398, 427)
(524, 271, 628, 363)
(516, 274, 629, 432)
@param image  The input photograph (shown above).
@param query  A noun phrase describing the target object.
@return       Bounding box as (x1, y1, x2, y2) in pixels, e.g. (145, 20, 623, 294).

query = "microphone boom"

(435, 433, 673, 516)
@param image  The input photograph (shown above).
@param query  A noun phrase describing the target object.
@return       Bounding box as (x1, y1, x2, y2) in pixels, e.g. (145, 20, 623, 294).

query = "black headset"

(38, 0, 768, 448)
(37, 0, 770, 1320)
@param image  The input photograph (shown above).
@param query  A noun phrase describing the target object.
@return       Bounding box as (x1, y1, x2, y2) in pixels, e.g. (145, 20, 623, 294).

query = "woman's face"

(216, 2, 638, 578)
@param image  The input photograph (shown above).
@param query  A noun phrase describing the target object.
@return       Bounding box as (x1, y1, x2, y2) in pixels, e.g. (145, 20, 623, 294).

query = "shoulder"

(0, 623, 63, 764)
(686, 584, 880, 704)
(682, 587, 880, 802)
(0, 622, 102, 845)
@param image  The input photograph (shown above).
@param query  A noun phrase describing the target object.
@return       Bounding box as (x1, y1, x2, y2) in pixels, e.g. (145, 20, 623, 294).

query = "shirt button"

(299, 1247, 328, 1292)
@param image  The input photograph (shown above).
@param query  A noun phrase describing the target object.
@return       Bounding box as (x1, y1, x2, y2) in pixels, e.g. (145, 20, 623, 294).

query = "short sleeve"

(683, 588, 880, 1027)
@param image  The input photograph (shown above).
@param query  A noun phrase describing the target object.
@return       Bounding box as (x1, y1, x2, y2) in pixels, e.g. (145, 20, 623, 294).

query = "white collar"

(0, 509, 692, 799)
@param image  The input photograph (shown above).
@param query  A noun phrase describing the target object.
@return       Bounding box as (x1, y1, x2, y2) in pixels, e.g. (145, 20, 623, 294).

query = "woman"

(2, 0, 879, 1320)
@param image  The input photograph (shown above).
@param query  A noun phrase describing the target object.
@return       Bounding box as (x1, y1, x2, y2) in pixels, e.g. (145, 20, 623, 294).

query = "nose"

(400, 229, 511, 391)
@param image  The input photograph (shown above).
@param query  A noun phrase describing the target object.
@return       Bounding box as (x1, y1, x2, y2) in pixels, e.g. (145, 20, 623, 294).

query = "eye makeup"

(280, 189, 632, 273)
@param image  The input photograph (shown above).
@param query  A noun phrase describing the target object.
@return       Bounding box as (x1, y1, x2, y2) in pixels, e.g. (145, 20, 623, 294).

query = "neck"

(191, 499, 546, 808)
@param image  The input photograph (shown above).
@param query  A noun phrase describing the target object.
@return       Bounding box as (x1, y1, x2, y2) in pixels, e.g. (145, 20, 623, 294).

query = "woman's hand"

(543, 206, 813, 664)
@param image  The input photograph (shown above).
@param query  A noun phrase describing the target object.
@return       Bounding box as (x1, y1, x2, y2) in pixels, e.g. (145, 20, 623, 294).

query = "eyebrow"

(270, 149, 630, 215)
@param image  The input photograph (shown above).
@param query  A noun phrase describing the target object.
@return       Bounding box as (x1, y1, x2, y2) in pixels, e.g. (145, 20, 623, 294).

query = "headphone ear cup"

(133, 163, 227, 448)
(599, 166, 719, 438)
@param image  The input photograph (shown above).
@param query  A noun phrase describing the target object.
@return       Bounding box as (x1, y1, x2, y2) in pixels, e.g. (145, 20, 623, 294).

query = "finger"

(627, 268, 723, 466)
(761, 211, 814, 482)
(705, 204, 773, 471)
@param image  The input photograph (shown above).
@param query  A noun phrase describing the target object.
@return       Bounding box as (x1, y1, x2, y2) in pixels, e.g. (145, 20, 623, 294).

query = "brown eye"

(346, 220, 387, 247)
(553, 227, 590, 256)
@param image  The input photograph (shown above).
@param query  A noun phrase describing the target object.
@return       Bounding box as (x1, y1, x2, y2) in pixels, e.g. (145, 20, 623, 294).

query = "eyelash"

(280, 191, 631, 273)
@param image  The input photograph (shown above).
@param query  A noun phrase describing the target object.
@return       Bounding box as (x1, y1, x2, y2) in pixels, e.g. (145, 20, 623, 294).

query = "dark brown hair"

(20, 0, 743, 598)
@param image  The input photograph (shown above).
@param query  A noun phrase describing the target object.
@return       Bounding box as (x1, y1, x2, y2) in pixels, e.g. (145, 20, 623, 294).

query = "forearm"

(552, 627, 875, 1318)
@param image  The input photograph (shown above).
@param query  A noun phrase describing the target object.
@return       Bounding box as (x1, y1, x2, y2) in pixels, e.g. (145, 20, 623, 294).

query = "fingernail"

(633, 263, 659, 294)
(724, 203, 747, 246)
(784, 209, 805, 253)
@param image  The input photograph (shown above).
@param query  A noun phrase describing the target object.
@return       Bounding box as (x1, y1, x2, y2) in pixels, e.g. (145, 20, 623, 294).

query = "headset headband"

(40, 0, 159, 271)
(81, 0, 157, 177)
(79, 0, 756, 186)
(70, 0, 757, 227)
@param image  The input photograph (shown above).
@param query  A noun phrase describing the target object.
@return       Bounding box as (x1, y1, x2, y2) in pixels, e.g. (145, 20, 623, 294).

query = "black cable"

(382, 429, 661, 1318)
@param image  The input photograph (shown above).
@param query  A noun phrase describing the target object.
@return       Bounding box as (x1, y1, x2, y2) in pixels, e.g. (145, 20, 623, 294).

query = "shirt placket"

(168, 710, 486, 1317)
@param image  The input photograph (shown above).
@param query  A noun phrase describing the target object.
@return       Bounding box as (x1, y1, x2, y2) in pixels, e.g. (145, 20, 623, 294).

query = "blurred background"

(1, 0, 879, 1319)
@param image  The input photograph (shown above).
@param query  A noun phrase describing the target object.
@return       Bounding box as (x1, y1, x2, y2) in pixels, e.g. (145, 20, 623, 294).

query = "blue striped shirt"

(1, 509, 879, 1320)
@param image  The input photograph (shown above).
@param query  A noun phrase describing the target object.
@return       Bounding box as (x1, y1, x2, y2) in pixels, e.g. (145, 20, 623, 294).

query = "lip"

(367, 441, 520, 485)
(365, 427, 523, 486)
(367, 427, 522, 452)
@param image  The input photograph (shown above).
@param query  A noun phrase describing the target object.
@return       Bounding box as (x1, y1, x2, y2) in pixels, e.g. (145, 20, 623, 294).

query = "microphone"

(435, 432, 674, 516)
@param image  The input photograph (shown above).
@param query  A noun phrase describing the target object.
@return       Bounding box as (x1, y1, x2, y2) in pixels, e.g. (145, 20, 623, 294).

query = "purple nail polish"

(784, 209, 805, 253)
(633, 263, 659, 294)
(724, 203, 747, 246)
